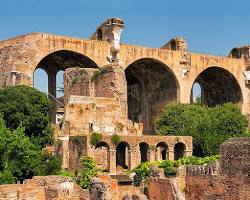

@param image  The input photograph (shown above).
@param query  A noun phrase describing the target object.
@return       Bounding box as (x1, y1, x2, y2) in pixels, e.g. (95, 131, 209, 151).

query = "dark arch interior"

(139, 142, 150, 163)
(125, 59, 179, 134)
(174, 142, 186, 160)
(156, 142, 168, 160)
(231, 48, 240, 59)
(193, 67, 242, 107)
(116, 142, 130, 169)
(97, 29, 103, 41)
(170, 40, 177, 50)
(34, 50, 98, 123)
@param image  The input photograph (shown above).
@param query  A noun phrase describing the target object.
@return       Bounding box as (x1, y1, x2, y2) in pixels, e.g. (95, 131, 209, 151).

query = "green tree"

(156, 103, 248, 156)
(0, 85, 52, 148)
(77, 156, 98, 188)
(0, 117, 61, 184)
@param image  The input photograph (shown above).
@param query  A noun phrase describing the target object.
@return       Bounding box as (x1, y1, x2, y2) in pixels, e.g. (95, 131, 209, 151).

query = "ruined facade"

(2, 17, 250, 175)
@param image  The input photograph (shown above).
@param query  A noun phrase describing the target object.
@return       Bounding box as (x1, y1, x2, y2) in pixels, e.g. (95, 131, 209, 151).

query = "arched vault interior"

(34, 50, 98, 123)
(193, 67, 242, 107)
(125, 58, 179, 134)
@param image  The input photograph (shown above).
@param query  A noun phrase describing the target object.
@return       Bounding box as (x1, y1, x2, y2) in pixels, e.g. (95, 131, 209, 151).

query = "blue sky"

(1, 0, 250, 97)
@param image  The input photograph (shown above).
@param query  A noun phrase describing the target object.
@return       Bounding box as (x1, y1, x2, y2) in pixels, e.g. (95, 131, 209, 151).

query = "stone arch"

(156, 142, 169, 161)
(191, 67, 243, 107)
(174, 142, 186, 160)
(33, 68, 48, 94)
(139, 142, 150, 163)
(190, 82, 203, 104)
(94, 141, 110, 172)
(116, 141, 131, 171)
(34, 50, 99, 123)
(125, 58, 180, 134)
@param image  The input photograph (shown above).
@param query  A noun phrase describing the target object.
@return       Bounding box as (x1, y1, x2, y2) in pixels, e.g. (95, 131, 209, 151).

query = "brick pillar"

(149, 150, 155, 162)
(60, 136, 69, 170)
(130, 146, 140, 170)
(185, 150, 193, 157)
(47, 68, 57, 124)
(109, 149, 116, 174)
(168, 145, 175, 161)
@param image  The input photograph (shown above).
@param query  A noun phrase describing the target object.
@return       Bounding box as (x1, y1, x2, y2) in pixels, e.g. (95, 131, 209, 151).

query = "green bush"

(132, 162, 152, 181)
(34, 150, 61, 176)
(77, 156, 98, 188)
(132, 155, 220, 181)
(156, 103, 248, 156)
(90, 132, 102, 146)
(0, 117, 61, 184)
(111, 134, 121, 145)
(56, 170, 75, 178)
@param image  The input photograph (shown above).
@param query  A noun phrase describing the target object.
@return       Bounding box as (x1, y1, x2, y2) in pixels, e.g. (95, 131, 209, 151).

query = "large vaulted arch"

(33, 50, 98, 123)
(191, 67, 243, 107)
(125, 58, 179, 134)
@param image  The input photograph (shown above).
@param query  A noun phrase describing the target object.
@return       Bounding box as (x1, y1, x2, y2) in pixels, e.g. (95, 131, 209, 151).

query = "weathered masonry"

(1, 17, 250, 173)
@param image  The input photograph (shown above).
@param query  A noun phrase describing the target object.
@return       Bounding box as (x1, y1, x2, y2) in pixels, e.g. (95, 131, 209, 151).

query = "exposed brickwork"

(0, 176, 89, 200)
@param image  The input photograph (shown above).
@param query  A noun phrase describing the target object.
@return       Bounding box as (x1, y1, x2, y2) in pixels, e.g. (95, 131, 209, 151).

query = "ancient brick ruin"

(1, 17, 250, 199)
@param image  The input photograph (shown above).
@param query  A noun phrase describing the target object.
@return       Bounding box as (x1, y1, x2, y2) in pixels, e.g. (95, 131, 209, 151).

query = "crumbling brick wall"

(185, 137, 250, 200)
(0, 176, 89, 200)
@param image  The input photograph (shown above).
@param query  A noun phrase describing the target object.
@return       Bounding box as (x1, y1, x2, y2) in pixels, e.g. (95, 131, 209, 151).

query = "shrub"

(91, 66, 111, 83)
(132, 155, 220, 181)
(77, 156, 98, 188)
(156, 103, 248, 156)
(111, 134, 121, 145)
(132, 162, 152, 181)
(90, 132, 102, 146)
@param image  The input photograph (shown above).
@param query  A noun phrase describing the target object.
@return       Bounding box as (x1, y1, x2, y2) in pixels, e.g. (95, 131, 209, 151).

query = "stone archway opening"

(33, 68, 48, 94)
(191, 82, 202, 104)
(125, 58, 179, 134)
(192, 67, 242, 107)
(116, 142, 130, 170)
(174, 142, 186, 160)
(139, 142, 150, 163)
(94, 141, 110, 172)
(34, 50, 98, 123)
(156, 142, 169, 161)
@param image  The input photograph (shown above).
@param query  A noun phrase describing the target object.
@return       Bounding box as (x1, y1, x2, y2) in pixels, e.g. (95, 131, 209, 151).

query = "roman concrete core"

(125, 58, 179, 134)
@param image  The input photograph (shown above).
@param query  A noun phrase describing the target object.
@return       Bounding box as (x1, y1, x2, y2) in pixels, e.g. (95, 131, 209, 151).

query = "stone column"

(109, 149, 116, 174)
(60, 136, 69, 170)
(168, 145, 175, 160)
(47, 68, 57, 124)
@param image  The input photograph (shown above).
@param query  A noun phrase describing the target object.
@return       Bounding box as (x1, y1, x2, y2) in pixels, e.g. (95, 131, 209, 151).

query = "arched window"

(116, 142, 130, 170)
(139, 142, 150, 163)
(156, 142, 169, 160)
(174, 142, 186, 160)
